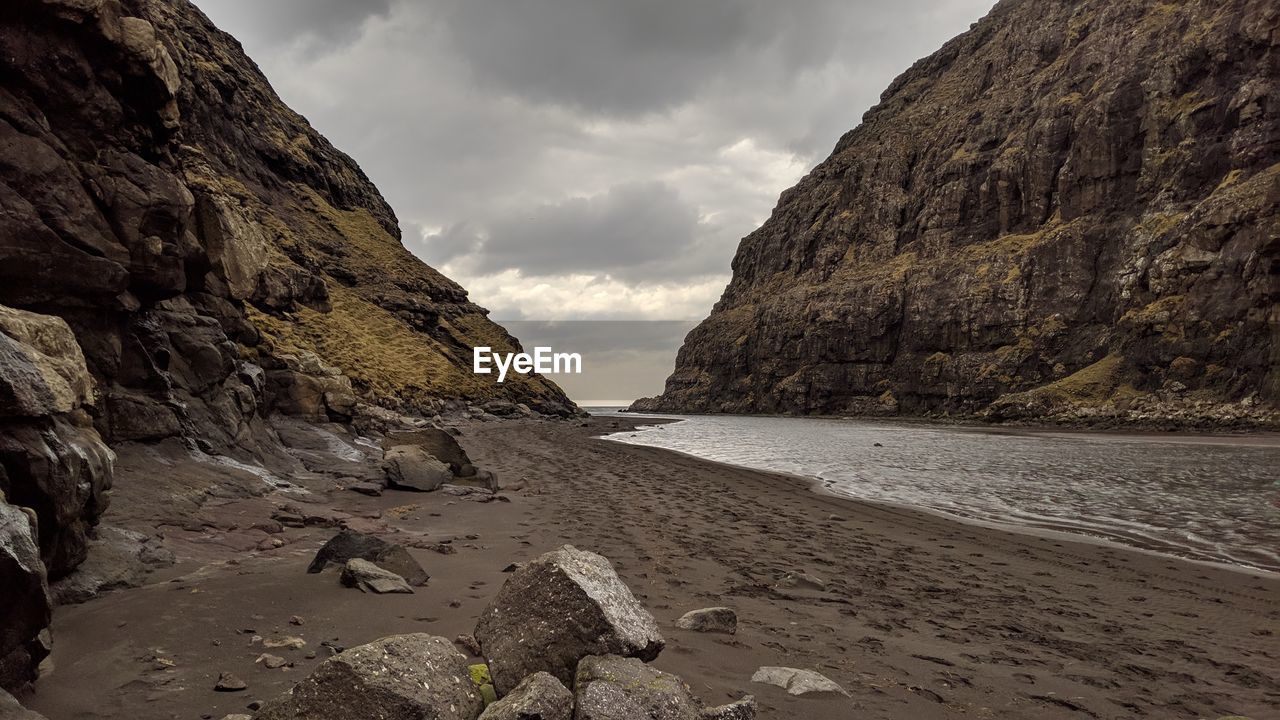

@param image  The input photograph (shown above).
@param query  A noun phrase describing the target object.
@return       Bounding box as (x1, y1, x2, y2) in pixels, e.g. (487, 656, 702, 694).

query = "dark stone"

(306, 530, 428, 587)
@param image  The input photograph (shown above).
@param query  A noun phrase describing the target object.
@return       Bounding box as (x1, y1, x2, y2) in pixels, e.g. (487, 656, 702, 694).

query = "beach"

(21, 415, 1280, 720)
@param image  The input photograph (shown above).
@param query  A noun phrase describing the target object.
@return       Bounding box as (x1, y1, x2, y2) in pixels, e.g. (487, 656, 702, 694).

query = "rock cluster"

(254, 546, 757, 720)
(633, 0, 1280, 429)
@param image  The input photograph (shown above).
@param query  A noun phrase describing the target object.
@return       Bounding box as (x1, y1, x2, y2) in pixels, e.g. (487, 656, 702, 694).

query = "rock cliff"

(634, 0, 1280, 428)
(0, 0, 574, 690)
(0, 0, 574, 449)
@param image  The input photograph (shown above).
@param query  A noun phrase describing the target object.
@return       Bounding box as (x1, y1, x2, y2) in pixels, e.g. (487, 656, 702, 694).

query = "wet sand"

(21, 416, 1280, 720)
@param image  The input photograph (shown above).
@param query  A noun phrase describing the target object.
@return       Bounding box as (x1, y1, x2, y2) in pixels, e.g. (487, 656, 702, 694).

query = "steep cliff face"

(636, 0, 1280, 427)
(0, 0, 573, 689)
(0, 0, 574, 455)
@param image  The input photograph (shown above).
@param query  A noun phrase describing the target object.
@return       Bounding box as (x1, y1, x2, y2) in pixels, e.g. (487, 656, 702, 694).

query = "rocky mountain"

(0, 0, 573, 690)
(633, 0, 1279, 428)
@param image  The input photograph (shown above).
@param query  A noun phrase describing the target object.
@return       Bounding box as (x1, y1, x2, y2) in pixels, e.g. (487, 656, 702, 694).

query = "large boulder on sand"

(383, 445, 452, 492)
(254, 634, 482, 720)
(387, 428, 472, 474)
(474, 545, 664, 695)
(306, 530, 428, 586)
(573, 655, 702, 720)
(478, 671, 572, 720)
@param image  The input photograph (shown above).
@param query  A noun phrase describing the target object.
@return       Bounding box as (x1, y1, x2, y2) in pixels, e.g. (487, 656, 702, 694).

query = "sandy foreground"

(19, 415, 1279, 720)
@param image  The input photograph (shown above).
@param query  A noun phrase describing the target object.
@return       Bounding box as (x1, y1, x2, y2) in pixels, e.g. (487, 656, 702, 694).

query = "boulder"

(386, 428, 471, 474)
(306, 530, 428, 586)
(0, 500, 51, 691)
(478, 671, 572, 720)
(0, 688, 47, 719)
(674, 608, 737, 635)
(474, 545, 664, 694)
(750, 667, 847, 696)
(340, 559, 413, 594)
(254, 634, 482, 720)
(383, 445, 451, 492)
(573, 655, 700, 720)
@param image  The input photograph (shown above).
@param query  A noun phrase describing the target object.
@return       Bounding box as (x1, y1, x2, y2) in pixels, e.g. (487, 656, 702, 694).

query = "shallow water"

(593, 410, 1280, 573)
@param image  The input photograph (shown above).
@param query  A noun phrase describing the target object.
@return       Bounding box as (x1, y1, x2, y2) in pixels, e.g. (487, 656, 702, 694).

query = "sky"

(193, 0, 996, 401)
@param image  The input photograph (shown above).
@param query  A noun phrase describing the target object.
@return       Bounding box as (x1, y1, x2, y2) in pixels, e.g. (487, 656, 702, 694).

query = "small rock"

(751, 667, 848, 696)
(675, 607, 737, 634)
(220, 715, 253, 720)
(776, 572, 826, 591)
(701, 696, 757, 720)
(289, 615, 305, 626)
(214, 672, 248, 692)
(340, 558, 414, 594)
(262, 636, 306, 650)
(256, 653, 288, 669)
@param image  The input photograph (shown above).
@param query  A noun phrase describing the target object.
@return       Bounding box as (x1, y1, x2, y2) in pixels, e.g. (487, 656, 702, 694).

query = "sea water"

(591, 410, 1280, 573)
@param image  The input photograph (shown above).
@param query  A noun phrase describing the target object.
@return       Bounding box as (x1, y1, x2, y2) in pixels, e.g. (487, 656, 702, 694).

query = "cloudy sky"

(195, 0, 994, 322)
(194, 0, 994, 402)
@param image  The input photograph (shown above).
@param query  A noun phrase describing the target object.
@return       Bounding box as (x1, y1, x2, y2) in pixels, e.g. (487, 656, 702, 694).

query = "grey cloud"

(196, 0, 393, 50)
(191, 0, 996, 311)
(425, 182, 728, 282)
(433, 0, 849, 115)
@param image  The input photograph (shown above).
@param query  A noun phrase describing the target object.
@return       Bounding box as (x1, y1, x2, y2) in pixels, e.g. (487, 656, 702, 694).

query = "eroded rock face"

(634, 0, 1280, 429)
(254, 634, 483, 720)
(0, 500, 51, 691)
(0, 307, 113, 689)
(0, 0, 575, 457)
(475, 545, 665, 695)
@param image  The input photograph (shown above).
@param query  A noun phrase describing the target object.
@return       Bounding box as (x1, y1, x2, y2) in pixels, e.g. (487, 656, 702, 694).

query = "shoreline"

(22, 415, 1280, 720)
(615, 407, 1280, 437)
(604, 432, 1280, 581)
(604, 414, 1280, 575)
